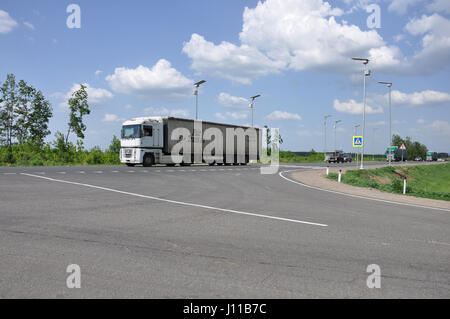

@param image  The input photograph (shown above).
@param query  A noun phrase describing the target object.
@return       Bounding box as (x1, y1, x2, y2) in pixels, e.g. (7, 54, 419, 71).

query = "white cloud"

(214, 111, 248, 120)
(427, 0, 450, 14)
(217, 92, 249, 108)
(388, 0, 424, 15)
(182, 0, 450, 80)
(333, 98, 383, 114)
(23, 21, 34, 30)
(102, 113, 124, 122)
(266, 110, 302, 120)
(226, 111, 248, 120)
(429, 120, 450, 136)
(143, 106, 189, 118)
(391, 89, 450, 107)
(182, 34, 284, 84)
(106, 59, 194, 99)
(417, 118, 425, 124)
(0, 10, 18, 34)
(95, 70, 102, 76)
(58, 83, 114, 108)
(215, 112, 227, 120)
(403, 14, 450, 74)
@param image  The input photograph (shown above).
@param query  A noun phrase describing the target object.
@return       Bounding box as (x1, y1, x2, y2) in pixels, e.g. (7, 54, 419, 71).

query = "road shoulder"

(288, 164, 450, 211)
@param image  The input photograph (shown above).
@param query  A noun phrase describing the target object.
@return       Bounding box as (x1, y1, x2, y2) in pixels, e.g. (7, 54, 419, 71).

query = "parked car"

(328, 152, 344, 163)
(342, 153, 353, 162)
(414, 156, 422, 161)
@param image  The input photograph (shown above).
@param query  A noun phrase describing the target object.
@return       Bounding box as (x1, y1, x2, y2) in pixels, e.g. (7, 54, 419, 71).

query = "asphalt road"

(0, 162, 449, 298)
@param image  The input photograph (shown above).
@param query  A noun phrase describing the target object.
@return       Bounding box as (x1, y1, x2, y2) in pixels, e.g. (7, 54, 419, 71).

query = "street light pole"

(324, 115, 332, 160)
(378, 81, 393, 166)
(354, 124, 360, 167)
(194, 80, 206, 120)
(334, 120, 341, 153)
(372, 127, 378, 160)
(249, 94, 261, 127)
(352, 57, 370, 169)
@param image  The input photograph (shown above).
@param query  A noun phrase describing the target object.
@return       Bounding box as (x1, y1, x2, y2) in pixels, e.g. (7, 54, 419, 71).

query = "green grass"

(279, 150, 325, 163)
(327, 163, 450, 201)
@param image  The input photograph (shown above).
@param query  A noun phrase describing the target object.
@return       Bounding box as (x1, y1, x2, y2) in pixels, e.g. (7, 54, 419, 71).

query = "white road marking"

(127, 170, 135, 173)
(35, 172, 46, 175)
(57, 172, 66, 174)
(191, 169, 197, 172)
(21, 173, 328, 227)
(3, 173, 16, 175)
(279, 169, 450, 213)
(111, 171, 119, 173)
(79, 171, 85, 174)
(155, 170, 161, 172)
(93, 171, 103, 174)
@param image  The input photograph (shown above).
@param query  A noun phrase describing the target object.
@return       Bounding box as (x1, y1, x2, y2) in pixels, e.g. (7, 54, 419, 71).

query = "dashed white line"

(93, 171, 103, 174)
(20, 173, 328, 227)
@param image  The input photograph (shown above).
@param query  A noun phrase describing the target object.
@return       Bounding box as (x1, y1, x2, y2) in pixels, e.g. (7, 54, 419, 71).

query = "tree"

(108, 135, 121, 153)
(391, 134, 428, 160)
(0, 74, 52, 149)
(66, 84, 90, 144)
(0, 74, 19, 151)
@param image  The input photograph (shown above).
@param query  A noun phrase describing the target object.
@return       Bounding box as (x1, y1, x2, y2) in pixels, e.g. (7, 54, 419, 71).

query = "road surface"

(0, 162, 448, 298)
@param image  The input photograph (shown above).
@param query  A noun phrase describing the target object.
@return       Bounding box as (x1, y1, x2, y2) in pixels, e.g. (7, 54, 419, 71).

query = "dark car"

(328, 152, 344, 163)
(342, 153, 353, 162)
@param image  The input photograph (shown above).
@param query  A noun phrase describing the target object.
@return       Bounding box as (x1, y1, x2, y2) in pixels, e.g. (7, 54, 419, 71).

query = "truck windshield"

(122, 125, 141, 139)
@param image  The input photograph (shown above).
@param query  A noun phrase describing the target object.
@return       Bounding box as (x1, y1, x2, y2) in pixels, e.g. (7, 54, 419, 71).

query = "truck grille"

(124, 148, 133, 158)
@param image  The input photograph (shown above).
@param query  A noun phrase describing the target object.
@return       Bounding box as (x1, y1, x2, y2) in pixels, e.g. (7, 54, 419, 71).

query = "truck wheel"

(208, 162, 215, 166)
(126, 163, 135, 167)
(143, 154, 154, 167)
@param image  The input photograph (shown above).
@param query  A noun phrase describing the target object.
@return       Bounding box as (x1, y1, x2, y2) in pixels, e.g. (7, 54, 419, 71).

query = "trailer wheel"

(143, 154, 154, 167)
(126, 163, 135, 167)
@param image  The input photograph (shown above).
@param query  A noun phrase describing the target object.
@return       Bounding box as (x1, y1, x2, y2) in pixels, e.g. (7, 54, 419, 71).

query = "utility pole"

(324, 115, 332, 161)
(372, 127, 378, 160)
(334, 120, 341, 153)
(354, 124, 360, 167)
(378, 81, 393, 166)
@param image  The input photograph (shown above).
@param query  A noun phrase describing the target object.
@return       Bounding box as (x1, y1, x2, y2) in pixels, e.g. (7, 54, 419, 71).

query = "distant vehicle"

(414, 156, 422, 161)
(437, 152, 448, 161)
(386, 146, 407, 162)
(437, 158, 445, 162)
(342, 153, 353, 162)
(426, 151, 437, 161)
(328, 152, 344, 163)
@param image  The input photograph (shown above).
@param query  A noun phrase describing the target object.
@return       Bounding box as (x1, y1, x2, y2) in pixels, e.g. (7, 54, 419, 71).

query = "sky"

(1, 0, 449, 153)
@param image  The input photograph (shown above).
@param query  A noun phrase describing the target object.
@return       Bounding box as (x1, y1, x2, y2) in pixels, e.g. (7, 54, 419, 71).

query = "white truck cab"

(120, 117, 166, 166)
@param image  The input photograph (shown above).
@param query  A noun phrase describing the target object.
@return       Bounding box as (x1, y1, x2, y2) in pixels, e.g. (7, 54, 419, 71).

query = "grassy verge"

(327, 163, 450, 201)
(279, 150, 324, 163)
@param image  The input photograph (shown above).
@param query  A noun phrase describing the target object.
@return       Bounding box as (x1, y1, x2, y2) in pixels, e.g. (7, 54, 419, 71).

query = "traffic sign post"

(353, 136, 363, 148)
(400, 144, 406, 162)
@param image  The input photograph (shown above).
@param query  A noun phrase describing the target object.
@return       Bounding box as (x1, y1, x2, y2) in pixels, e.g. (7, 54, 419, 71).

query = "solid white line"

(21, 173, 328, 227)
(279, 169, 450, 213)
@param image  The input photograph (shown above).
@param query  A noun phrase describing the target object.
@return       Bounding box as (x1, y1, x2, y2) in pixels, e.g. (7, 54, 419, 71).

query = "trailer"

(120, 117, 262, 166)
(386, 146, 407, 162)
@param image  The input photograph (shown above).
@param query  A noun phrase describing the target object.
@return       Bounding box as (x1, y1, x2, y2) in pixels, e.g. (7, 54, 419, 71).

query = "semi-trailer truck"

(386, 146, 407, 162)
(120, 116, 262, 167)
(426, 151, 437, 161)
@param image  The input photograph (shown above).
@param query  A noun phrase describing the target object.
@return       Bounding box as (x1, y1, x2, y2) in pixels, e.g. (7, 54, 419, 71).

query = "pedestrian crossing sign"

(353, 136, 363, 147)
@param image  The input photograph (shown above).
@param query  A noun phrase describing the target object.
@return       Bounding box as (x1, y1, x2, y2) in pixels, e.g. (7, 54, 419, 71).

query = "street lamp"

(193, 80, 206, 120)
(352, 57, 370, 169)
(378, 81, 393, 166)
(249, 94, 261, 127)
(354, 124, 360, 166)
(324, 115, 332, 160)
(334, 120, 341, 153)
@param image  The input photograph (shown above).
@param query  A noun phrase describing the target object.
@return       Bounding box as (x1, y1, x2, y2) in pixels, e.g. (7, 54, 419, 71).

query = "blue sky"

(1, 0, 449, 153)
